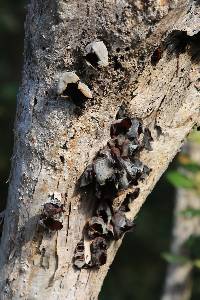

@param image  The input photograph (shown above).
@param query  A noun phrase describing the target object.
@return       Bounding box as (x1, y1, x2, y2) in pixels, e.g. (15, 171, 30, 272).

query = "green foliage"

(162, 235, 200, 270)
(193, 260, 200, 269)
(180, 208, 200, 218)
(162, 252, 189, 264)
(181, 162, 200, 173)
(166, 171, 195, 189)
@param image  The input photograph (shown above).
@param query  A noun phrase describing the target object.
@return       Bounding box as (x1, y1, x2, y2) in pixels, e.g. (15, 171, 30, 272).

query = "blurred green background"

(0, 2, 199, 299)
(0, 0, 25, 212)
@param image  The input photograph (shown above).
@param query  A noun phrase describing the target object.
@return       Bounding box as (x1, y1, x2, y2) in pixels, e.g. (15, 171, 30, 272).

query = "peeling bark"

(0, 0, 200, 299)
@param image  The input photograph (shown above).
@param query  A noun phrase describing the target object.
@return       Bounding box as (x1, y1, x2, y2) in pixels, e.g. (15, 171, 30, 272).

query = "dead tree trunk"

(0, 1, 200, 299)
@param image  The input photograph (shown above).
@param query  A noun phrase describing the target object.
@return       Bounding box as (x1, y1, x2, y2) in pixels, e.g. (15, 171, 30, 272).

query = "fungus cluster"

(54, 41, 153, 269)
(39, 194, 65, 231)
(56, 41, 109, 108)
(73, 114, 153, 269)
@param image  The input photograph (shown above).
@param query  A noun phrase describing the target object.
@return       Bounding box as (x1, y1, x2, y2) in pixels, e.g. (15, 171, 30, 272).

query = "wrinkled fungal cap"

(85, 41, 109, 67)
(78, 82, 93, 98)
(57, 72, 79, 95)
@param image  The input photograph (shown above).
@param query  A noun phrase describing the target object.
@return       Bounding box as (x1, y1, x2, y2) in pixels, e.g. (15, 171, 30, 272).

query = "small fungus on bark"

(85, 41, 109, 68)
(39, 199, 64, 231)
(57, 72, 93, 106)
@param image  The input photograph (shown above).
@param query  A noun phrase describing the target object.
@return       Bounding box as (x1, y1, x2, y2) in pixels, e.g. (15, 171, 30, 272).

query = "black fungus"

(80, 164, 94, 187)
(151, 47, 163, 66)
(73, 240, 86, 269)
(112, 211, 135, 240)
(86, 216, 109, 239)
(90, 237, 108, 267)
(75, 114, 153, 269)
(95, 179, 118, 202)
(127, 118, 143, 140)
(94, 157, 115, 186)
(140, 165, 152, 181)
(42, 217, 63, 231)
(120, 188, 140, 212)
(40, 202, 64, 231)
(110, 118, 132, 138)
(96, 202, 112, 223)
(116, 104, 128, 119)
(80, 116, 152, 202)
(142, 128, 153, 151)
(118, 170, 130, 190)
(43, 203, 64, 217)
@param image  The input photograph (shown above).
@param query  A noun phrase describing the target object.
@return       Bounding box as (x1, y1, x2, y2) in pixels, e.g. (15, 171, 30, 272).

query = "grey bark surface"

(161, 141, 200, 300)
(0, 0, 200, 299)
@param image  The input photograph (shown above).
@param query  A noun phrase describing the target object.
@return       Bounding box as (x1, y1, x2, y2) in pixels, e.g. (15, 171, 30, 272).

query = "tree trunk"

(0, 1, 200, 299)
(161, 140, 200, 300)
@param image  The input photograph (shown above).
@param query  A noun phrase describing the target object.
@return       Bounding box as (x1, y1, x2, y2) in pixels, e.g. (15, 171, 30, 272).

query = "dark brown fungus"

(142, 128, 153, 151)
(80, 164, 94, 187)
(116, 103, 128, 119)
(151, 47, 163, 66)
(120, 188, 140, 212)
(155, 125, 162, 137)
(94, 157, 115, 186)
(95, 179, 118, 202)
(118, 170, 130, 190)
(86, 216, 109, 239)
(96, 202, 112, 223)
(90, 237, 108, 267)
(120, 158, 144, 184)
(40, 202, 64, 231)
(75, 114, 152, 268)
(73, 240, 86, 269)
(43, 202, 64, 217)
(112, 211, 135, 240)
(126, 118, 143, 140)
(110, 118, 132, 138)
(42, 218, 63, 231)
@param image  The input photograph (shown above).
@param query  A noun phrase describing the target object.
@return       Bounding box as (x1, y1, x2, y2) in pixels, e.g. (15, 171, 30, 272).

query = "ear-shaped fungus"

(40, 202, 64, 231)
(74, 113, 153, 269)
(85, 41, 109, 68)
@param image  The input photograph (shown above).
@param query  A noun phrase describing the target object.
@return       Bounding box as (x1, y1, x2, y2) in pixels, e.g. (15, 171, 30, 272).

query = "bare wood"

(0, 1, 200, 299)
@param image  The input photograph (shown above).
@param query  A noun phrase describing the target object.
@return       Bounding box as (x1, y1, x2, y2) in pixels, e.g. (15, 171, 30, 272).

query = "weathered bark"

(161, 141, 200, 300)
(0, 1, 200, 299)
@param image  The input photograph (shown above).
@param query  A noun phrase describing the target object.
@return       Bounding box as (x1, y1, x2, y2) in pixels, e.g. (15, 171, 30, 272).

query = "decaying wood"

(0, 0, 199, 299)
